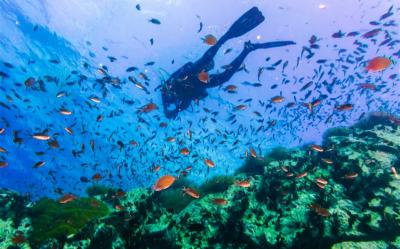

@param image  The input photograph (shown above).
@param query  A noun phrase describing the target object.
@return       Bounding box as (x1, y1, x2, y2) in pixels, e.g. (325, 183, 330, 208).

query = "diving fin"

(222, 7, 265, 41)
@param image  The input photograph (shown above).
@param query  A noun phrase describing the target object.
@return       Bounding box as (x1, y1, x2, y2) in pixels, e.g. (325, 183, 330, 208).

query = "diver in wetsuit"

(161, 7, 295, 119)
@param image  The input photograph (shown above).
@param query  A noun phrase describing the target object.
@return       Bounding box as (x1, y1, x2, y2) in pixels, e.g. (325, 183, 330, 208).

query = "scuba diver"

(161, 7, 295, 118)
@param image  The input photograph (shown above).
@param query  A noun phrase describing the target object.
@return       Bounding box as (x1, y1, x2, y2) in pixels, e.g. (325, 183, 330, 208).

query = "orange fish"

(295, 172, 308, 179)
(59, 194, 76, 204)
(315, 178, 328, 185)
(343, 172, 358, 179)
(198, 71, 209, 83)
(203, 34, 217, 46)
(183, 187, 200, 199)
(59, 108, 72, 115)
(0, 128, 4, 134)
(321, 158, 333, 164)
(92, 173, 102, 181)
(0, 161, 8, 168)
(366, 57, 391, 72)
(234, 180, 251, 188)
(166, 137, 176, 143)
(310, 144, 324, 152)
(212, 198, 227, 205)
(180, 147, 190, 155)
(309, 204, 331, 217)
(316, 182, 326, 189)
(390, 167, 398, 178)
(204, 159, 215, 168)
(32, 134, 50, 141)
(137, 103, 158, 113)
(224, 85, 237, 92)
(271, 96, 285, 103)
(89, 97, 101, 103)
(250, 147, 257, 158)
(286, 172, 294, 177)
(0, 146, 7, 153)
(153, 175, 176, 191)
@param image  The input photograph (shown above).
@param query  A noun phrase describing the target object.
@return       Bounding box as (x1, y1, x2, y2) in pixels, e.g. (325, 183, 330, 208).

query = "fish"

(213, 198, 227, 205)
(336, 104, 353, 111)
(0, 161, 8, 168)
(310, 144, 324, 152)
(136, 4, 141, 11)
(33, 161, 46, 168)
(180, 148, 190, 155)
(149, 18, 161, 25)
(309, 204, 330, 217)
(32, 134, 50, 141)
(92, 173, 102, 181)
(89, 97, 101, 103)
(137, 103, 158, 113)
(152, 175, 175, 191)
(234, 180, 251, 188)
(271, 96, 285, 103)
(362, 28, 381, 39)
(183, 187, 200, 198)
(198, 71, 209, 83)
(59, 108, 72, 115)
(321, 158, 333, 164)
(250, 147, 257, 158)
(295, 172, 308, 179)
(365, 57, 391, 72)
(343, 172, 358, 179)
(332, 30, 345, 38)
(390, 167, 398, 178)
(64, 127, 73, 135)
(203, 35, 217, 46)
(59, 194, 76, 204)
(204, 159, 215, 168)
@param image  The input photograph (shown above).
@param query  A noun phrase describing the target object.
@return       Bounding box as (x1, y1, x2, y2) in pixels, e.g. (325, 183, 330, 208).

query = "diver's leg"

(207, 46, 251, 88)
(207, 40, 296, 88)
(193, 7, 265, 70)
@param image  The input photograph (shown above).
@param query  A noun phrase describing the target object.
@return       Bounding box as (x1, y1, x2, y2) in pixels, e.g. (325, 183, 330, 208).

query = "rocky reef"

(1, 112, 400, 249)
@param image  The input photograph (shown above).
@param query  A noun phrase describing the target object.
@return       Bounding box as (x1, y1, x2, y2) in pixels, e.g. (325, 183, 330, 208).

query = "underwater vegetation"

(0, 113, 400, 248)
(29, 197, 109, 246)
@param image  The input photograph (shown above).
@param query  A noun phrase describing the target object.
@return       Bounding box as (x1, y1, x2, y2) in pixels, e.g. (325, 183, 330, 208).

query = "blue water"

(0, 0, 398, 200)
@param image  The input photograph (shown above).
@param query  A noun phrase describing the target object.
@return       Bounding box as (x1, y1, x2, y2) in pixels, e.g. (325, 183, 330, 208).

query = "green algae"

(199, 175, 235, 194)
(29, 197, 109, 246)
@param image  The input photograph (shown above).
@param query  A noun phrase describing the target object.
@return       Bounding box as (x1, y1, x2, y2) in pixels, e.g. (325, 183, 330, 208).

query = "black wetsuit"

(161, 7, 295, 119)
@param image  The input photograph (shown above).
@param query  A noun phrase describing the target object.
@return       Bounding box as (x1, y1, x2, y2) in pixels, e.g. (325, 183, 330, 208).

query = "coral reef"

(0, 113, 399, 248)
